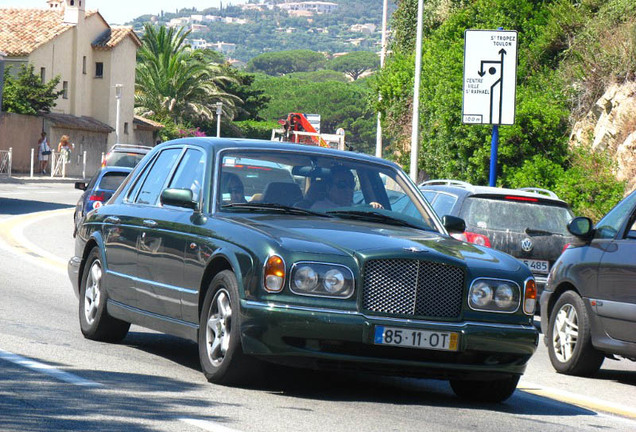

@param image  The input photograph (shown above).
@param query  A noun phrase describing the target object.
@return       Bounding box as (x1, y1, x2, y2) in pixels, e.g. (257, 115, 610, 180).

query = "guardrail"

(0, 148, 12, 177)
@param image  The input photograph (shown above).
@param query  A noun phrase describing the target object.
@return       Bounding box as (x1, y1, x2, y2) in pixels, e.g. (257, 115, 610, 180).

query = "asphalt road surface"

(1, 179, 634, 432)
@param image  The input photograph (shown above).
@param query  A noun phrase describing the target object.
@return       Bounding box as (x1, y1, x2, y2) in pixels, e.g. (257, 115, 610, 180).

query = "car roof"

(97, 166, 134, 176)
(108, 144, 153, 154)
(153, 137, 402, 169)
(419, 181, 569, 206)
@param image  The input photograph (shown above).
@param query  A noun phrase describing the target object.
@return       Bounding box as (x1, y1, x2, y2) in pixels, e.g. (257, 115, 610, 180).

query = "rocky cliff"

(570, 82, 636, 193)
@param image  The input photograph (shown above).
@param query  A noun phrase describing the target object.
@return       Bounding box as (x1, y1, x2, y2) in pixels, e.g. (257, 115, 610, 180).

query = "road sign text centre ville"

(462, 29, 518, 125)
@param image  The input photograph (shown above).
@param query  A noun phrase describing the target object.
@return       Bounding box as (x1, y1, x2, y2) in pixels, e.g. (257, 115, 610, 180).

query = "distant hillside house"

(278, 2, 338, 15)
(0, 0, 161, 147)
(190, 23, 209, 33)
(350, 23, 377, 34)
(210, 42, 236, 55)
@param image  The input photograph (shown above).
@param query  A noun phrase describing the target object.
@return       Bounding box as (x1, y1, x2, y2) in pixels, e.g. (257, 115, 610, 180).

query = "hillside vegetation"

(374, 0, 635, 219)
(131, 0, 395, 62)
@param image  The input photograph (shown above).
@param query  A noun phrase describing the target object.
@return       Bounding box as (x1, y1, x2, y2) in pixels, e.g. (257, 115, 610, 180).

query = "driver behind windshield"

(311, 166, 382, 211)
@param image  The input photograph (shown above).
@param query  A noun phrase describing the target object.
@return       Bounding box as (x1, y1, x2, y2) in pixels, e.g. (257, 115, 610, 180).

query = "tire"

(547, 291, 604, 376)
(79, 248, 130, 342)
(198, 270, 255, 385)
(450, 375, 520, 403)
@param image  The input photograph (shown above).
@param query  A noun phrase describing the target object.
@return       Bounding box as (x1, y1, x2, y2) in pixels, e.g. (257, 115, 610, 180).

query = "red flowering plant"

(177, 127, 207, 138)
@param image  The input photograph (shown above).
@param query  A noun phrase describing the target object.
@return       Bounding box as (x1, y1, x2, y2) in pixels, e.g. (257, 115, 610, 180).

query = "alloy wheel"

(84, 261, 102, 325)
(552, 303, 579, 362)
(206, 289, 232, 367)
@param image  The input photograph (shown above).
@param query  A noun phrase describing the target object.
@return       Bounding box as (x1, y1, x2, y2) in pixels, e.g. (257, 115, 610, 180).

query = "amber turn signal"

(523, 278, 537, 315)
(264, 255, 285, 292)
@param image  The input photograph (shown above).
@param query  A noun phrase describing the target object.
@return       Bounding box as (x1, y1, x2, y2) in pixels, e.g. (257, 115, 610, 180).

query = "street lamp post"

(115, 84, 123, 143)
(375, 0, 389, 158)
(410, 0, 424, 182)
(216, 102, 223, 138)
(0, 51, 6, 112)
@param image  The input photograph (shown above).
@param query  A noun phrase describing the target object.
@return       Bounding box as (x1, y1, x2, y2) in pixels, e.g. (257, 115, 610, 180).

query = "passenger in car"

(221, 173, 247, 204)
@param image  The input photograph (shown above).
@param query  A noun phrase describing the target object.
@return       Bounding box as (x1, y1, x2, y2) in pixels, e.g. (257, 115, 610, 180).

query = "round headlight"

(470, 282, 492, 307)
(293, 266, 318, 292)
(323, 269, 345, 294)
(494, 284, 515, 308)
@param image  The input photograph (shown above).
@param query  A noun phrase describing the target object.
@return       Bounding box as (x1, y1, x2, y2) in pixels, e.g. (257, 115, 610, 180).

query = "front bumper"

(240, 300, 539, 380)
(68, 255, 82, 299)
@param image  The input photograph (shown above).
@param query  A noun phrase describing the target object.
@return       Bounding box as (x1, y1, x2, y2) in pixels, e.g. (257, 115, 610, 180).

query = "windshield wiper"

(525, 227, 556, 236)
(326, 210, 428, 230)
(221, 202, 332, 217)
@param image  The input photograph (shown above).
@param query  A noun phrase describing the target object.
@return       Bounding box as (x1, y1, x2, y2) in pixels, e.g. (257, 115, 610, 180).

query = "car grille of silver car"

(363, 259, 465, 319)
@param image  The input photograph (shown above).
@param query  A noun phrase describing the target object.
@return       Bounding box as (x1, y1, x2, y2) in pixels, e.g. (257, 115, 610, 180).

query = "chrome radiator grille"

(362, 259, 465, 319)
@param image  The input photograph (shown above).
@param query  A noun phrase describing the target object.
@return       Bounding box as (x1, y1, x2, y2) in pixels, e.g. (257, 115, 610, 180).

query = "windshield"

(460, 196, 573, 235)
(98, 172, 130, 191)
(217, 150, 438, 231)
(105, 152, 146, 168)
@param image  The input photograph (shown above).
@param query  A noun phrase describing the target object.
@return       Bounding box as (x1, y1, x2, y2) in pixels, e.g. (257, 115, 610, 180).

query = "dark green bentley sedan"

(68, 138, 539, 402)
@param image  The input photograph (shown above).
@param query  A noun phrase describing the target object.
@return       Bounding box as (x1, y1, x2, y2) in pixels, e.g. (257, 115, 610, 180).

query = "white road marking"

(0, 349, 102, 387)
(0, 209, 71, 274)
(179, 418, 243, 432)
(520, 380, 636, 420)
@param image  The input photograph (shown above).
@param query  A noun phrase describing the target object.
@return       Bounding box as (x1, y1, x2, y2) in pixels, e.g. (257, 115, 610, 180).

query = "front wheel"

(79, 248, 130, 342)
(547, 291, 604, 376)
(198, 270, 255, 385)
(450, 375, 520, 403)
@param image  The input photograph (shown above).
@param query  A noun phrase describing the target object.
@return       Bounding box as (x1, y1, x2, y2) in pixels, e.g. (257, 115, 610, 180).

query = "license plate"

(522, 259, 549, 274)
(374, 326, 459, 351)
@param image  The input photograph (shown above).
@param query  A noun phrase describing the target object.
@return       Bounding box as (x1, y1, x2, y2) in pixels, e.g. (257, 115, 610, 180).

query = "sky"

(1, 0, 248, 25)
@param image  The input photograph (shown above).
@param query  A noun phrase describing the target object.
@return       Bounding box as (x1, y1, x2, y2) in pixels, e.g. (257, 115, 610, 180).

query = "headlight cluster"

(290, 262, 354, 298)
(468, 279, 520, 313)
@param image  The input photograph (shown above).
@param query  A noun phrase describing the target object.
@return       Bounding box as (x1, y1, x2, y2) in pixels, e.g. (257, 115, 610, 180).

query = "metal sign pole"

(489, 125, 499, 186)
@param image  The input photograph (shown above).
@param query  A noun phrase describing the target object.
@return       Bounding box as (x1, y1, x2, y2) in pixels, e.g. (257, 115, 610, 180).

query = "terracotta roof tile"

(0, 8, 100, 57)
(93, 26, 142, 50)
(134, 115, 164, 130)
(43, 112, 115, 133)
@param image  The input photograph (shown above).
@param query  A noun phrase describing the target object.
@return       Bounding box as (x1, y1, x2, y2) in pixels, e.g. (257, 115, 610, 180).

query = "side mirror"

(442, 215, 466, 233)
(567, 217, 593, 238)
(75, 181, 87, 191)
(160, 188, 197, 210)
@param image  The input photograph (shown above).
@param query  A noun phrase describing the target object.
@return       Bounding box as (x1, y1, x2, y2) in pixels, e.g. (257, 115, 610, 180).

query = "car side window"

(169, 149, 206, 203)
(595, 192, 636, 240)
(134, 148, 182, 205)
(431, 192, 458, 217)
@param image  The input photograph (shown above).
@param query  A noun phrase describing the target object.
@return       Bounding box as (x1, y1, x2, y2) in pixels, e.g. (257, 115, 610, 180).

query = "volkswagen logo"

(521, 238, 534, 252)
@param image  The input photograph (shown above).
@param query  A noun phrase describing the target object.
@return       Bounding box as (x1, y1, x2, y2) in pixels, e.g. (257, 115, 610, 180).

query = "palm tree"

(135, 24, 240, 126)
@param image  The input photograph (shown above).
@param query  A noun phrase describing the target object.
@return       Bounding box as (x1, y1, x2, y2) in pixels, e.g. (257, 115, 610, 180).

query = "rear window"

(460, 196, 573, 235)
(105, 152, 146, 168)
(98, 172, 129, 191)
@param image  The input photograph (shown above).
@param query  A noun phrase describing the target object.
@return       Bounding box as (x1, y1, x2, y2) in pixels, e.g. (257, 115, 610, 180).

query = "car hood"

(226, 214, 523, 271)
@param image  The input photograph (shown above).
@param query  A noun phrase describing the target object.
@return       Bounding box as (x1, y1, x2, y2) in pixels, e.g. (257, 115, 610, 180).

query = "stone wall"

(570, 82, 636, 193)
(0, 112, 44, 173)
(0, 112, 109, 178)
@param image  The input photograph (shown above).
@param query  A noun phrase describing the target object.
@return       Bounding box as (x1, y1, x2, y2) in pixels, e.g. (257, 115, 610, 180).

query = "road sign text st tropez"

(462, 29, 518, 125)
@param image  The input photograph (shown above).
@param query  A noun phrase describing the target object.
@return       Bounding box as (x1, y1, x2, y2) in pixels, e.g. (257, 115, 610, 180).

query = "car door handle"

(143, 219, 158, 228)
(104, 216, 120, 224)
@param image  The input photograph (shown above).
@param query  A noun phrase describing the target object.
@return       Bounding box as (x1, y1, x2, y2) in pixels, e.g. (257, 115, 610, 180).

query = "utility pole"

(115, 84, 123, 143)
(410, 0, 424, 182)
(375, 0, 389, 158)
(216, 102, 223, 138)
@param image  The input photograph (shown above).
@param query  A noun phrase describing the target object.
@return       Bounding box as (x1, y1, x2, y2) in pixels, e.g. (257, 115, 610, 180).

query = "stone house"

(0, 0, 161, 177)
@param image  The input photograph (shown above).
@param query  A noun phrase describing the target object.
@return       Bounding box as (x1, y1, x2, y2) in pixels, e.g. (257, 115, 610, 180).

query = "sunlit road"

(1, 179, 634, 432)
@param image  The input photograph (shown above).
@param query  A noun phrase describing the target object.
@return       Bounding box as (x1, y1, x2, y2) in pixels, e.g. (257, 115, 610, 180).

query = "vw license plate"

(522, 259, 549, 274)
(374, 326, 458, 351)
